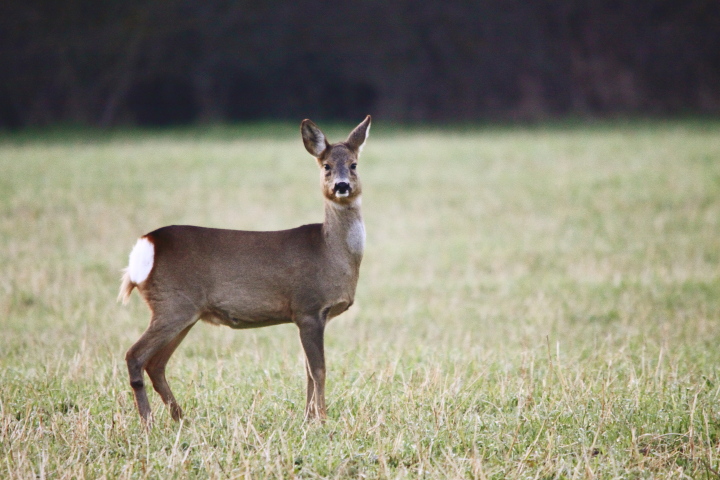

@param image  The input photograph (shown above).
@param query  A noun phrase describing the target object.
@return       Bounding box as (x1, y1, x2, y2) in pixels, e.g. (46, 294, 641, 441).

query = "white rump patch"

(127, 237, 155, 284)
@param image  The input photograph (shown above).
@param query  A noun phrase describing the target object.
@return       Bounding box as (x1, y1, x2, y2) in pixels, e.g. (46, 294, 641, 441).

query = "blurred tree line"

(1, 0, 718, 127)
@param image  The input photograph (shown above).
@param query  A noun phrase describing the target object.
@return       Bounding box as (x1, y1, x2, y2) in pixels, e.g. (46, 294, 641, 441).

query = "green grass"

(1, 121, 720, 478)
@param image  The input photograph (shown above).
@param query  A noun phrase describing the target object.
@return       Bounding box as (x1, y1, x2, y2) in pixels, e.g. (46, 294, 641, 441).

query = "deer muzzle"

(334, 182, 351, 197)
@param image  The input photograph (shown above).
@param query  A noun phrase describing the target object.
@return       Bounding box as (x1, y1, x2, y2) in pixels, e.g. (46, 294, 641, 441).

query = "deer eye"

(323, 164, 331, 171)
(350, 163, 357, 170)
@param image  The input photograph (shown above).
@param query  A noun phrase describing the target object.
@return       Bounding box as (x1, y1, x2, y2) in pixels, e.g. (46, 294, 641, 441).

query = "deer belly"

(201, 305, 291, 329)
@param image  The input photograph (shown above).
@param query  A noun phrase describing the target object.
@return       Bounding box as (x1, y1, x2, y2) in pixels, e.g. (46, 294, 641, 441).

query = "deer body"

(119, 116, 370, 425)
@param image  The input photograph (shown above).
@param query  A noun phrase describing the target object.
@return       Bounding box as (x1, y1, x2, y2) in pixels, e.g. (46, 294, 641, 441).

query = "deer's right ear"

(301, 119, 329, 158)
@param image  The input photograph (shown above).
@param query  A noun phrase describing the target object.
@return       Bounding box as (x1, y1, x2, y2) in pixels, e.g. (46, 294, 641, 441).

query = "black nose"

(334, 182, 350, 194)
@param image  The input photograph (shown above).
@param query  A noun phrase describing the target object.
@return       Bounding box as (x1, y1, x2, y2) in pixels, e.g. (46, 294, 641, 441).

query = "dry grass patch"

(1, 122, 720, 478)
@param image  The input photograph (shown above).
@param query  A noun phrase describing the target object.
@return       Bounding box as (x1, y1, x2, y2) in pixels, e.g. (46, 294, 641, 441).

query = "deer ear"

(301, 119, 329, 158)
(346, 115, 371, 153)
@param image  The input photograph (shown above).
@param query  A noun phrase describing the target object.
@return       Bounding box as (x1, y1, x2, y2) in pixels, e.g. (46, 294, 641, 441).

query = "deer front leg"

(297, 317, 326, 420)
(305, 360, 315, 414)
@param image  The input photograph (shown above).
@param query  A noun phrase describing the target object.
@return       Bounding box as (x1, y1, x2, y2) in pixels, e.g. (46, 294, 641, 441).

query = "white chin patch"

(335, 191, 350, 198)
(127, 237, 155, 284)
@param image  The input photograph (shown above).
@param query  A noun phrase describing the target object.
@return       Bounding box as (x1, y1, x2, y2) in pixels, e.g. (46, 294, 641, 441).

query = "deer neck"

(323, 197, 365, 264)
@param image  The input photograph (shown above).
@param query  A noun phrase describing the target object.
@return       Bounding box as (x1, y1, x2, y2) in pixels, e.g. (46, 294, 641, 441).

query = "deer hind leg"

(145, 323, 194, 421)
(298, 317, 326, 420)
(125, 306, 197, 426)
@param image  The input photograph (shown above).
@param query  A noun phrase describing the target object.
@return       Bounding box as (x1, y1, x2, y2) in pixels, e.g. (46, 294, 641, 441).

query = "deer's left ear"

(346, 115, 371, 153)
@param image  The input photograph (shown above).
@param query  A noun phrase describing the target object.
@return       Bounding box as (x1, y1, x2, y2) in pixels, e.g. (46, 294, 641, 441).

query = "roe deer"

(118, 116, 371, 426)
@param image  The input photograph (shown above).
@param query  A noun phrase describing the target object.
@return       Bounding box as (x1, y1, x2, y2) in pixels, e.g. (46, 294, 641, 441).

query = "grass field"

(1, 120, 720, 478)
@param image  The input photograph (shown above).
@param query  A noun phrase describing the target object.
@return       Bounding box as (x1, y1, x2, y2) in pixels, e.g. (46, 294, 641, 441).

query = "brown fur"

(120, 116, 371, 426)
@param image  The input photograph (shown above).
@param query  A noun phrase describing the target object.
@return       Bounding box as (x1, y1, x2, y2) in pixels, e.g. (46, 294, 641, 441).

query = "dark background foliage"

(1, 0, 719, 127)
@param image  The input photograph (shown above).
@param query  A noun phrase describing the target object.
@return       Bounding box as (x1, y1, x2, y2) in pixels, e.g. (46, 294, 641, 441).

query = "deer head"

(301, 115, 371, 205)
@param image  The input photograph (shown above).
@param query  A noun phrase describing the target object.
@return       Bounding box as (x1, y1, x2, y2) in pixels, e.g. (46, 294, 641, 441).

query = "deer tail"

(118, 268, 136, 305)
